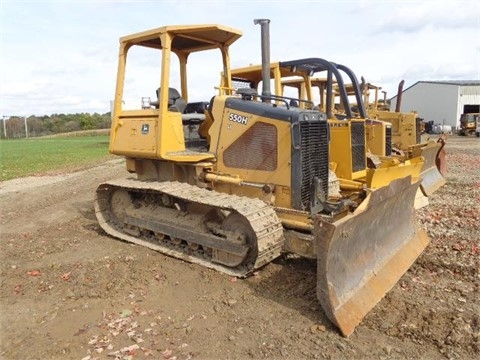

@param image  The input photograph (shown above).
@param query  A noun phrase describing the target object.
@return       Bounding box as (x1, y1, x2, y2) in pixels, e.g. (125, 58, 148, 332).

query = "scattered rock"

(224, 299, 237, 306)
(310, 324, 326, 333)
(383, 345, 393, 356)
(336, 341, 347, 352)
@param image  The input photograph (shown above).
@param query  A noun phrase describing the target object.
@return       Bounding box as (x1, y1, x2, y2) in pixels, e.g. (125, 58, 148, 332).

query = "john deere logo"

(141, 124, 149, 134)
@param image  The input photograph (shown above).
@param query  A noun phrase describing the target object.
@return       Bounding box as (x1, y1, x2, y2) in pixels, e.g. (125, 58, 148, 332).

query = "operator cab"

(109, 24, 243, 162)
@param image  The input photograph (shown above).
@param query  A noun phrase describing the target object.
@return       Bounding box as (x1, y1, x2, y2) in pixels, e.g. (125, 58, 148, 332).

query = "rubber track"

(94, 179, 285, 277)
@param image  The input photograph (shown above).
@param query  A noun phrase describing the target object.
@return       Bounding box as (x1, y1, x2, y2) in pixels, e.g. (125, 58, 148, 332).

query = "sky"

(1, 0, 479, 117)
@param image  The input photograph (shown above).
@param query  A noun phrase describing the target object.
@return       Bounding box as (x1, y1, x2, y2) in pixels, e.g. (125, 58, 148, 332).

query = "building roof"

(418, 80, 480, 86)
(390, 80, 480, 99)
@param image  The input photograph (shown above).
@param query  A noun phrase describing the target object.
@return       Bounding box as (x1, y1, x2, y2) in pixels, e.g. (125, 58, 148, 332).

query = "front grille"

(299, 120, 329, 210)
(224, 122, 277, 171)
(351, 122, 366, 172)
(415, 118, 422, 144)
(385, 126, 392, 156)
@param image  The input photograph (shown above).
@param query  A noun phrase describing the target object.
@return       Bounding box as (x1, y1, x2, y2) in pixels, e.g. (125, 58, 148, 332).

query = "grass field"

(0, 136, 116, 181)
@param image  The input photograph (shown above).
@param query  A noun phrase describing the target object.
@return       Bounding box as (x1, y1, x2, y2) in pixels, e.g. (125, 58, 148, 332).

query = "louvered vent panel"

(299, 120, 329, 210)
(351, 122, 366, 172)
(385, 126, 392, 156)
(224, 122, 277, 171)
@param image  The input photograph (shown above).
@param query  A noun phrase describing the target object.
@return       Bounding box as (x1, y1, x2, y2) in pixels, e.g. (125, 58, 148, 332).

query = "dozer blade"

(435, 136, 447, 177)
(365, 156, 424, 189)
(414, 187, 429, 210)
(366, 156, 428, 209)
(419, 141, 446, 196)
(314, 176, 429, 337)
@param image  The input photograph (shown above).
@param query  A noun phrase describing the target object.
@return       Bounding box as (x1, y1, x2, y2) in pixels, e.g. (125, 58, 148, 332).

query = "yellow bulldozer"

(227, 59, 426, 198)
(356, 79, 447, 196)
(459, 112, 480, 137)
(95, 20, 429, 337)
(279, 72, 446, 201)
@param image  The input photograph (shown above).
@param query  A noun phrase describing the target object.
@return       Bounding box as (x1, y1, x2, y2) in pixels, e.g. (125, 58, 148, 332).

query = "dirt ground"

(0, 135, 478, 360)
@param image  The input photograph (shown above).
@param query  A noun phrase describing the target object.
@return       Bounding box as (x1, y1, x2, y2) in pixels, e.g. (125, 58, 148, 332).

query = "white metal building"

(389, 81, 480, 130)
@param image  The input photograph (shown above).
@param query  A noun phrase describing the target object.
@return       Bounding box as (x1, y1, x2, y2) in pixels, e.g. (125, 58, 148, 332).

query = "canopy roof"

(120, 24, 243, 54)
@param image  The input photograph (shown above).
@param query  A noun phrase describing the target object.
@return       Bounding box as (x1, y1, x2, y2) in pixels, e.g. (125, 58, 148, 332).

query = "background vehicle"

(317, 78, 447, 197)
(228, 59, 425, 193)
(95, 20, 429, 337)
(459, 113, 480, 136)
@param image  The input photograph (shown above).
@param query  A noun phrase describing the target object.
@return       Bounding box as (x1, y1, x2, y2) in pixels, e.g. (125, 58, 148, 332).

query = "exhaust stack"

(254, 19, 271, 101)
(395, 80, 405, 113)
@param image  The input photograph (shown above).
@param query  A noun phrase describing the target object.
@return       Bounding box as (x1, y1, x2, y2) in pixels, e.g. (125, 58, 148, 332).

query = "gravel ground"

(0, 135, 478, 360)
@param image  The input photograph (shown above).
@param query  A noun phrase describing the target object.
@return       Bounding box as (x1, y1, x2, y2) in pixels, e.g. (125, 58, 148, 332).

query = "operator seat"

(155, 87, 187, 113)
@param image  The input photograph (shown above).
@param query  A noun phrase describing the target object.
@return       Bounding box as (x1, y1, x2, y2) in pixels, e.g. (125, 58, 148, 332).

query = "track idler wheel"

(213, 213, 258, 267)
(109, 189, 131, 223)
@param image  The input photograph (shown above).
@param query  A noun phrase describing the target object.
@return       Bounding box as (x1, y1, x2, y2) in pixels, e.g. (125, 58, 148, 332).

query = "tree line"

(0, 112, 111, 139)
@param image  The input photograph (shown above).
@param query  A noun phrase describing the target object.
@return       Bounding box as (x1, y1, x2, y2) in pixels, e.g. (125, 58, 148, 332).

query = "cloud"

(401, 62, 478, 83)
(1, 1, 479, 116)
(371, 1, 479, 34)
